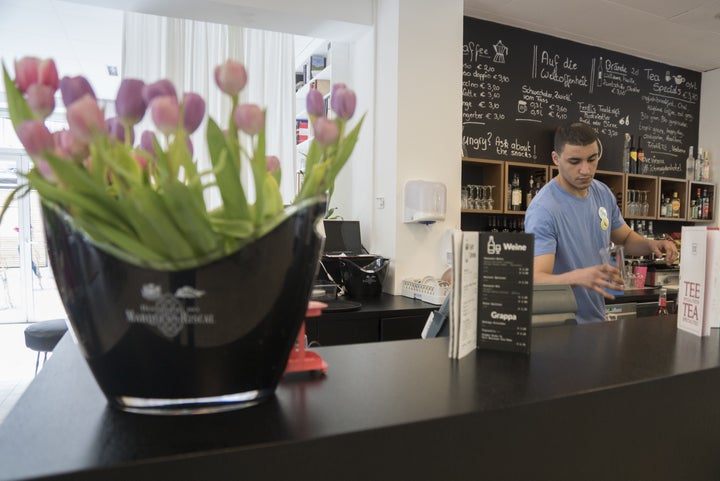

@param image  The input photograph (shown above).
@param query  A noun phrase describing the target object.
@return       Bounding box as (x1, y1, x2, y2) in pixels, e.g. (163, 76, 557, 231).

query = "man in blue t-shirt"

(525, 122, 678, 323)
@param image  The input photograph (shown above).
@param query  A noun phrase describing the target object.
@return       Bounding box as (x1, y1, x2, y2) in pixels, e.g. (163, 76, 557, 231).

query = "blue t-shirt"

(525, 179, 625, 323)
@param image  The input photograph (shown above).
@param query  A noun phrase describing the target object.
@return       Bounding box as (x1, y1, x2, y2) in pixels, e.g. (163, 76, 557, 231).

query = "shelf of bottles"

(504, 161, 549, 214)
(688, 181, 715, 222)
(657, 177, 687, 221)
(461, 158, 505, 214)
(595, 170, 625, 214)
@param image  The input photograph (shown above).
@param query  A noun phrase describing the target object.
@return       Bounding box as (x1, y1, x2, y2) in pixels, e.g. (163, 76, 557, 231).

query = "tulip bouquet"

(1, 57, 363, 269)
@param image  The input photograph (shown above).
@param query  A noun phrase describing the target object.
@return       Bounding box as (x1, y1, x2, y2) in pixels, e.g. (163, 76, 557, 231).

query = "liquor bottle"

(690, 199, 697, 219)
(695, 147, 704, 181)
(647, 221, 654, 239)
(637, 135, 645, 174)
(511, 173, 522, 211)
(686, 146, 695, 180)
(623, 133, 631, 174)
(702, 150, 711, 182)
(629, 135, 637, 174)
(671, 192, 680, 218)
(696, 188, 703, 219)
(597, 57, 603, 87)
(702, 188, 710, 220)
(526, 177, 534, 208)
(656, 288, 668, 316)
(663, 197, 672, 218)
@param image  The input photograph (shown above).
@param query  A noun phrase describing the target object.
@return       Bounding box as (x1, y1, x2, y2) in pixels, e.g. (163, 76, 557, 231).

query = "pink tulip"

(142, 79, 177, 104)
(313, 117, 339, 146)
(36, 160, 57, 182)
(182, 92, 205, 133)
(306, 89, 325, 117)
(266, 155, 280, 174)
(59, 76, 96, 107)
(133, 152, 149, 171)
(26, 84, 55, 119)
(115, 78, 147, 126)
(330, 84, 356, 120)
(150, 96, 180, 136)
(214, 60, 247, 96)
(38, 59, 59, 92)
(66, 94, 105, 142)
(233, 104, 264, 136)
(56, 129, 88, 159)
(16, 120, 54, 157)
(14, 57, 40, 94)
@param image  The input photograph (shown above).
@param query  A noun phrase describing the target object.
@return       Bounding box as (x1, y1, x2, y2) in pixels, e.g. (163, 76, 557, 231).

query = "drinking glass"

(461, 186, 468, 209)
(487, 185, 495, 211)
(641, 191, 649, 217)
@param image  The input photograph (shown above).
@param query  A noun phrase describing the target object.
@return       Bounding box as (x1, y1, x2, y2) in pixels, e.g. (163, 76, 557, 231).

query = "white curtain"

(242, 29, 296, 202)
(121, 13, 296, 205)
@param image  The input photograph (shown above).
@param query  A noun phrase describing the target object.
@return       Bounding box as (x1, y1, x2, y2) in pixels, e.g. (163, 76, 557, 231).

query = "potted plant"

(2, 57, 364, 414)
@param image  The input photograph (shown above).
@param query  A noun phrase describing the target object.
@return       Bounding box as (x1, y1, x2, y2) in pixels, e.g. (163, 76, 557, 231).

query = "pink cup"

(633, 266, 648, 288)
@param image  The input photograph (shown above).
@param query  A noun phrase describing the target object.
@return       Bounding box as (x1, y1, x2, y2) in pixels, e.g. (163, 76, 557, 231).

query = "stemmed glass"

(641, 191, 649, 217)
(461, 186, 469, 209)
(487, 185, 495, 211)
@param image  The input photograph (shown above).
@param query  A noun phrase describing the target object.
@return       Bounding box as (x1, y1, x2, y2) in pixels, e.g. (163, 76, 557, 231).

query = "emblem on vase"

(125, 283, 215, 338)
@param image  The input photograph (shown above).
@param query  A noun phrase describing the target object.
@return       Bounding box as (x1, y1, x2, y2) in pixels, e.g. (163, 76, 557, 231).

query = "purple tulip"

(142, 79, 177, 104)
(140, 130, 157, 153)
(233, 104, 264, 136)
(266, 155, 280, 174)
(16, 120, 54, 157)
(214, 59, 247, 96)
(38, 59, 59, 92)
(106, 117, 134, 144)
(330, 85, 356, 120)
(14, 57, 40, 94)
(26, 84, 55, 119)
(182, 92, 205, 133)
(115, 78, 147, 126)
(306, 89, 325, 117)
(66, 94, 105, 142)
(59, 76, 96, 107)
(150, 96, 180, 136)
(313, 117, 339, 146)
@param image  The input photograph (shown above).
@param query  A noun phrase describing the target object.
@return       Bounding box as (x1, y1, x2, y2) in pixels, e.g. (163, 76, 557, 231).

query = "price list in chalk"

(477, 232, 533, 354)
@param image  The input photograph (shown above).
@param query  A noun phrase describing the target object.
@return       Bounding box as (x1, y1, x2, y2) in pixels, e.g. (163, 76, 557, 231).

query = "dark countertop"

(2, 315, 720, 480)
(317, 292, 438, 319)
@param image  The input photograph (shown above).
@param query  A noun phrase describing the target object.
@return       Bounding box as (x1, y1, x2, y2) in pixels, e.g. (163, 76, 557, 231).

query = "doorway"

(0, 150, 65, 323)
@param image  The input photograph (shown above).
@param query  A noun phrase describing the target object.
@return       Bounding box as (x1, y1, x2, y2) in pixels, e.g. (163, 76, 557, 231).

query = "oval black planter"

(42, 200, 325, 414)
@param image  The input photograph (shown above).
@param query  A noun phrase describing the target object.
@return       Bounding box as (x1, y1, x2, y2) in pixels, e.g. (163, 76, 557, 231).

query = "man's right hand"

(574, 264, 624, 299)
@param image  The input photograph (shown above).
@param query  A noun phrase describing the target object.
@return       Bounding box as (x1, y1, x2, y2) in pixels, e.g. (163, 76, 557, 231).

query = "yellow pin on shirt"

(600, 217, 609, 231)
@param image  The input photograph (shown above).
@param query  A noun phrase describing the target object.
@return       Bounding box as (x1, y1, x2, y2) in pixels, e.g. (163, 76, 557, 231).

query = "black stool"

(24, 319, 68, 375)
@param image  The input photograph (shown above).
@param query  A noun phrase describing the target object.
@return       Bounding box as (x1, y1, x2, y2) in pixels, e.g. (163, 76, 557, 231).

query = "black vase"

(42, 199, 325, 414)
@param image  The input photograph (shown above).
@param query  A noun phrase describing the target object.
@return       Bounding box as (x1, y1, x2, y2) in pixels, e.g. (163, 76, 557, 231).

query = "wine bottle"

(511, 173, 522, 211)
(702, 188, 710, 220)
(702, 150, 711, 182)
(629, 135, 637, 174)
(695, 147, 704, 181)
(526, 176, 534, 208)
(637, 135, 645, 174)
(686, 146, 695, 180)
(656, 288, 668, 316)
(597, 57, 604, 87)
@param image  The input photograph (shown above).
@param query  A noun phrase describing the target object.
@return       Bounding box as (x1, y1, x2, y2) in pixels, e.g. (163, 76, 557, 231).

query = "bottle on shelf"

(695, 147, 704, 181)
(629, 135, 637, 174)
(623, 133, 631, 174)
(656, 288, 669, 316)
(597, 57, 603, 87)
(702, 188, 710, 220)
(695, 188, 703, 220)
(647, 221, 654, 239)
(686, 146, 695, 180)
(671, 192, 680, 218)
(637, 135, 645, 174)
(510, 173, 522, 211)
(690, 199, 698, 219)
(661, 197, 670, 217)
(526, 176, 534, 208)
(702, 150, 711, 182)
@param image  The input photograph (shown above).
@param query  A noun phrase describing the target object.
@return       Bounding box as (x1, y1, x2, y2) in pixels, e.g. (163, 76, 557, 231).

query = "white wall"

(699, 68, 720, 227)
(374, 0, 463, 292)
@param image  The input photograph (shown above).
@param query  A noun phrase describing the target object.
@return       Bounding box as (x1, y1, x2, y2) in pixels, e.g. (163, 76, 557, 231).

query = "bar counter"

(2, 315, 720, 480)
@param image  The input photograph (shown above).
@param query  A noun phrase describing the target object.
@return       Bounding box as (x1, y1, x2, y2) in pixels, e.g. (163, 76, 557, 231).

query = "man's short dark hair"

(554, 122, 599, 155)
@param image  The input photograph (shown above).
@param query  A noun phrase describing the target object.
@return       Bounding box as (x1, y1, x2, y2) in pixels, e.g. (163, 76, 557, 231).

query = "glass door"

(0, 149, 65, 323)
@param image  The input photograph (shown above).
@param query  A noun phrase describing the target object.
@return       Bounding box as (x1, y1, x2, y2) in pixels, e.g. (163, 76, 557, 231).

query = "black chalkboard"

(462, 17, 700, 178)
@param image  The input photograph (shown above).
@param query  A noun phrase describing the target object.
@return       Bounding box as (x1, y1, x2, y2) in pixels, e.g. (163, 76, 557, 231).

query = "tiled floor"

(0, 323, 40, 424)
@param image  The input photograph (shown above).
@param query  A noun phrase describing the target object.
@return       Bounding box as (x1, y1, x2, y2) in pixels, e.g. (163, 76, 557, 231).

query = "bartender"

(525, 122, 678, 323)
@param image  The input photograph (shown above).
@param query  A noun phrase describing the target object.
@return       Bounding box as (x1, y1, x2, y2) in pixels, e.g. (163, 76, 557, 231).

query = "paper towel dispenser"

(403, 180, 446, 224)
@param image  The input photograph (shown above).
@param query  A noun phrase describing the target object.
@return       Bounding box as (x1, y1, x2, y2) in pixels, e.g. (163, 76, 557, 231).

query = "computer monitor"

(322, 220, 364, 256)
(532, 284, 578, 327)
